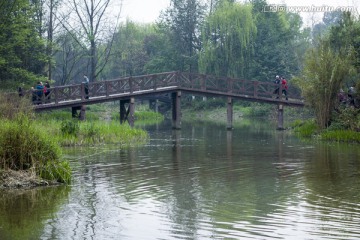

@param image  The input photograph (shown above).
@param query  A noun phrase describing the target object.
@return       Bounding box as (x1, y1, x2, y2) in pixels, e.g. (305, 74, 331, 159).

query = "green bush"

(320, 130, 360, 143)
(293, 119, 318, 138)
(60, 120, 79, 136)
(0, 115, 71, 183)
(330, 107, 360, 131)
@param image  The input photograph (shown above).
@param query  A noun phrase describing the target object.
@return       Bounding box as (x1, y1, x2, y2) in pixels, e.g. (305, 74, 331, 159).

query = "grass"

(37, 118, 149, 147)
(320, 130, 360, 143)
(0, 114, 71, 184)
(291, 119, 360, 143)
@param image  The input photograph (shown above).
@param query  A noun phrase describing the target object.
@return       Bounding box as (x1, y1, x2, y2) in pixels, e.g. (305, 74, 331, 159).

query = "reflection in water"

(0, 186, 70, 240)
(1, 120, 360, 239)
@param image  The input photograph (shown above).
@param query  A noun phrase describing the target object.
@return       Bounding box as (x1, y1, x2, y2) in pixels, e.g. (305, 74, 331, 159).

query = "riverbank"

(0, 169, 60, 189)
(0, 99, 160, 189)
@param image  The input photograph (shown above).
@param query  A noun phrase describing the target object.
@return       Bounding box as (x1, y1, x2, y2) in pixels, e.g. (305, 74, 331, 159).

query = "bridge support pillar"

(120, 100, 127, 124)
(227, 97, 233, 130)
(71, 105, 86, 120)
(120, 98, 135, 127)
(149, 99, 159, 113)
(129, 97, 135, 127)
(171, 91, 181, 129)
(79, 105, 86, 121)
(277, 104, 284, 130)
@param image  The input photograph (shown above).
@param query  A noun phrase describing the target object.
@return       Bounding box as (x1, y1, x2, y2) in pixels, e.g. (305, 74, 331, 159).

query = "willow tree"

(199, 1, 256, 78)
(294, 39, 353, 129)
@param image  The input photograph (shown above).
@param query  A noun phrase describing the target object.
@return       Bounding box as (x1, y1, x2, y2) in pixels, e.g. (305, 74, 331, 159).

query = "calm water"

(1, 119, 360, 240)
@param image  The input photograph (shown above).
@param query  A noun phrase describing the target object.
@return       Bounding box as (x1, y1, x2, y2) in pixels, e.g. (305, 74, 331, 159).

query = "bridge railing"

(176, 72, 303, 102)
(11, 71, 303, 108)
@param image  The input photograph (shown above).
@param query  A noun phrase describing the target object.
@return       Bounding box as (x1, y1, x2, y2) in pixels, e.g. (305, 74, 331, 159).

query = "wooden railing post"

(153, 76, 157, 90)
(54, 87, 59, 104)
(254, 81, 258, 97)
(227, 78, 233, 94)
(105, 81, 109, 97)
(279, 84, 283, 100)
(81, 83, 85, 100)
(129, 77, 133, 94)
(201, 74, 206, 91)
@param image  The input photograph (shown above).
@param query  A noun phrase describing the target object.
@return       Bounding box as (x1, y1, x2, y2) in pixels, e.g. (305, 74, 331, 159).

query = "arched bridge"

(23, 71, 305, 129)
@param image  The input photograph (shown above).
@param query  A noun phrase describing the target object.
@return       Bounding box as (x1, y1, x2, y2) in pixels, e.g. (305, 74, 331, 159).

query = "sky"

(120, 0, 359, 26)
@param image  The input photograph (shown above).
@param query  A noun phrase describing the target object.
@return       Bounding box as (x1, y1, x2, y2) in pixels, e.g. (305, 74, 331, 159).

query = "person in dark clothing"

(83, 74, 89, 99)
(44, 81, 51, 101)
(18, 86, 23, 97)
(35, 81, 44, 104)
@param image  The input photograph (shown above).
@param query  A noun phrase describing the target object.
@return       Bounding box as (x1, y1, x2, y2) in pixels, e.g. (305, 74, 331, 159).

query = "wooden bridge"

(19, 71, 305, 129)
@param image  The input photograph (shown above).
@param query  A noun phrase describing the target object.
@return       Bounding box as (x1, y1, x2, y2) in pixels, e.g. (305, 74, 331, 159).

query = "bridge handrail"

(7, 71, 303, 108)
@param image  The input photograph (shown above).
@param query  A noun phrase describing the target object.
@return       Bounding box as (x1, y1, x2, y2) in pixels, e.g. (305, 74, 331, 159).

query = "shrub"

(60, 120, 79, 136)
(293, 119, 318, 138)
(0, 93, 34, 120)
(320, 130, 360, 143)
(0, 115, 70, 183)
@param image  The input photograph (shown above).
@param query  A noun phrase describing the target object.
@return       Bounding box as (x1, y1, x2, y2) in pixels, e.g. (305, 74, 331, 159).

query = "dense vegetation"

(0, 95, 152, 187)
(1, 0, 360, 141)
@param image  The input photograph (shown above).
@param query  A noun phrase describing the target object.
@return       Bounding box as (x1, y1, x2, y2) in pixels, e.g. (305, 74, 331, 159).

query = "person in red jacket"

(281, 77, 288, 100)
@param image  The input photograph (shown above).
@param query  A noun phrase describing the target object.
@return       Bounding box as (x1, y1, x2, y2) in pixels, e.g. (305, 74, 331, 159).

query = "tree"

(0, 0, 47, 89)
(100, 21, 154, 78)
(52, 31, 87, 85)
(199, 0, 256, 78)
(293, 39, 353, 129)
(249, 0, 302, 81)
(60, 0, 122, 82)
(159, 0, 206, 72)
(312, 10, 343, 42)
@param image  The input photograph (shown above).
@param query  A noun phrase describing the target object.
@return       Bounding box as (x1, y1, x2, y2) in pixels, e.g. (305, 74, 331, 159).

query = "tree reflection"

(0, 186, 70, 239)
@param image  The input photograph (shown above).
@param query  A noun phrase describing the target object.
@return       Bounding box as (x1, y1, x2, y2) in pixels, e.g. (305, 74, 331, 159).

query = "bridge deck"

(15, 71, 304, 111)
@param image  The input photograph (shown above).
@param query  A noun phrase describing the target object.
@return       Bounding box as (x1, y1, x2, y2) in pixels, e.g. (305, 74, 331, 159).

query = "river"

(1, 119, 360, 240)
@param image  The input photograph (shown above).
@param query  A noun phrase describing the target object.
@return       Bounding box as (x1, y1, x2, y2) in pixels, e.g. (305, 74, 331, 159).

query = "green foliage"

(0, 0, 47, 89)
(249, 0, 306, 80)
(101, 21, 155, 78)
(0, 115, 70, 183)
(199, 1, 256, 78)
(52, 120, 148, 146)
(159, 0, 206, 72)
(293, 38, 354, 129)
(38, 159, 71, 184)
(111, 110, 164, 122)
(190, 98, 225, 110)
(320, 130, 360, 143)
(238, 103, 272, 117)
(60, 120, 80, 136)
(135, 111, 164, 121)
(329, 107, 360, 131)
(293, 119, 318, 138)
(0, 93, 34, 120)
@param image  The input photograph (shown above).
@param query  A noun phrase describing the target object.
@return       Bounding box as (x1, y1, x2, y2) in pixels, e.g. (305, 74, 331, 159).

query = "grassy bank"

(292, 119, 360, 143)
(0, 97, 155, 188)
(0, 115, 71, 186)
(40, 119, 148, 146)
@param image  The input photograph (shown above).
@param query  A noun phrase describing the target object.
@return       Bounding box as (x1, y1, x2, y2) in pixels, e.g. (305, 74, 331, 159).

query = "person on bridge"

(44, 81, 51, 101)
(273, 75, 281, 97)
(35, 81, 44, 104)
(281, 77, 288, 100)
(83, 74, 89, 99)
